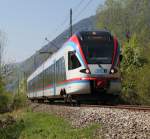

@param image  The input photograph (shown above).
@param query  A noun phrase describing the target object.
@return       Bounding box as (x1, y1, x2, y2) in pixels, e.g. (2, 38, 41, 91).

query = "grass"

(0, 110, 100, 139)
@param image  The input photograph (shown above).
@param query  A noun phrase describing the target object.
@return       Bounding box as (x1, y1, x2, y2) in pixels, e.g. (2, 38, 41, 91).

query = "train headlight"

(85, 69, 90, 74)
(80, 69, 90, 74)
(110, 69, 115, 74)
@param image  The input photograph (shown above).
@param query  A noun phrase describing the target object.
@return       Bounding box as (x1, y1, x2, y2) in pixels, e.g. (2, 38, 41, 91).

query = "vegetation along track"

(30, 101, 150, 112)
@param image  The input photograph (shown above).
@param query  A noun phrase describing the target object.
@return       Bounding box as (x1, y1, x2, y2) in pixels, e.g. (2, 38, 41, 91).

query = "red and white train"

(27, 31, 121, 102)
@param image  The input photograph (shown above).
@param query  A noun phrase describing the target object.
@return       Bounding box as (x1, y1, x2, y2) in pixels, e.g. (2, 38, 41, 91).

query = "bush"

(121, 67, 141, 104)
(0, 75, 28, 112)
(120, 35, 150, 105)
(0, 93, 13, 113)
(0, 77, 14, 113)
(134, 63, 150, 105)
(12, 93, 27, 110)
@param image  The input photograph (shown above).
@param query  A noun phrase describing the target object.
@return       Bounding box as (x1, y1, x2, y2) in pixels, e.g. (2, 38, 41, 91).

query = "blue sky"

(0, 0, 105, 63)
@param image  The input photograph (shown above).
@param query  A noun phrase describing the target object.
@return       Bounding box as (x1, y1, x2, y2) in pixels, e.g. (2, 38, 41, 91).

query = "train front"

(77, 31, 121, 94)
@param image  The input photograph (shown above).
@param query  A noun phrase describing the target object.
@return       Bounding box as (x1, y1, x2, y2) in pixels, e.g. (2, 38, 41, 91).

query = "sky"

(0, 0, 105, 63)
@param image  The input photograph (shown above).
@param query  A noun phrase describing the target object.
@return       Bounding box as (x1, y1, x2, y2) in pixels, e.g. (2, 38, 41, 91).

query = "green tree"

(120, 35, 145, 104)
(96, 0, 150, 104)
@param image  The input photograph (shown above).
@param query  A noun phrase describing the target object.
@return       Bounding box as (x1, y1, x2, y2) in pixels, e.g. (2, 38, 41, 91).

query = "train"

(27, 31, 122, 103)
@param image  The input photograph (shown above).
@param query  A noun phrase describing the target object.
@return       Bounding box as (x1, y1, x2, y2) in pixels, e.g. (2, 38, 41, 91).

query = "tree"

(96, 0, 150, 104)
(96, 0, 150, 43)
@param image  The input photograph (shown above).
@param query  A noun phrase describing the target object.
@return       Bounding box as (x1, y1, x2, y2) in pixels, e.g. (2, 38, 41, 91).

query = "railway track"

(29, 100, 150, 112)
(80, 104, 150, 111)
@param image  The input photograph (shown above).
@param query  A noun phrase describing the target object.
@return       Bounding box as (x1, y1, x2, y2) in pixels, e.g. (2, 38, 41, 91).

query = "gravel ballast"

(30, 103, 150, 139)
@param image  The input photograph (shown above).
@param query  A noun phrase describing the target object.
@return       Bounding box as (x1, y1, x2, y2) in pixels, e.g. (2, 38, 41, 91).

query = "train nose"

(95, 79, 107, 88)
(88, 64, 112, 75)
(93, 78, 121, 94)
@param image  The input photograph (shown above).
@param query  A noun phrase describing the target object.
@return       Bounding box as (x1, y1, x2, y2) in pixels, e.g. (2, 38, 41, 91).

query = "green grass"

(0, 111, 100, 139)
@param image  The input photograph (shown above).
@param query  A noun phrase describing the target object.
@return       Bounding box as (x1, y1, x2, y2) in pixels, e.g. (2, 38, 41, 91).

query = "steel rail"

(80, 104, 150, 111)
(29, 100, 150, 111)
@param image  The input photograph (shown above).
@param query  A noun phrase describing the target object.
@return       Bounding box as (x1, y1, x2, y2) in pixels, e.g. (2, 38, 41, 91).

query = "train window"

(50, 66, 52, 84)
(51, 65, 54, 84)
(54, 57, 66, 83)
(43, 69, 46, 88)
(68, 51, 81, 70)
(39, 73, 42, 89)
(49, 67, 52, 84)
(45, 68, 48, 86)
(62, 57, 66, 80)
(35, 77, 37, 91)
(37, 76, 39, 90)
(58, 59, 61, 82)
(28, 81, 31, 92)
(56, 61, 59, 83)
(59, 58, 63, 80)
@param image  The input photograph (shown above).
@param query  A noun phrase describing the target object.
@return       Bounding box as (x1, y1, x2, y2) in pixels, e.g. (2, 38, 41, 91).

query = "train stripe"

(29, 79, 90, 93)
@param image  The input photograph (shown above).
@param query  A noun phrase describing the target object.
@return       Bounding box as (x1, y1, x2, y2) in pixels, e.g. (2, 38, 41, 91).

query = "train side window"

(68, 51, 81, 70)
(62, 57, 66, 80)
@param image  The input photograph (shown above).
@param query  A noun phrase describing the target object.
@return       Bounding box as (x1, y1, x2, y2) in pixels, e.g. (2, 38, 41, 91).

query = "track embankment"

(29, 102, 150, 139)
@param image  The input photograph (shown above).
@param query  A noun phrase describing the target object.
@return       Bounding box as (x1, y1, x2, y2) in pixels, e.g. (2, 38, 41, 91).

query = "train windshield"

(81, 35, 114, 64)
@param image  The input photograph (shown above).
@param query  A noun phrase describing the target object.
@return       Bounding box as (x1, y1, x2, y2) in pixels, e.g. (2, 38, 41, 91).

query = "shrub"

(12, 93, 27, 110)
(0, 77, 13, 113)
(134, 62, 150, 105)
(120, 35, 150, 105)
